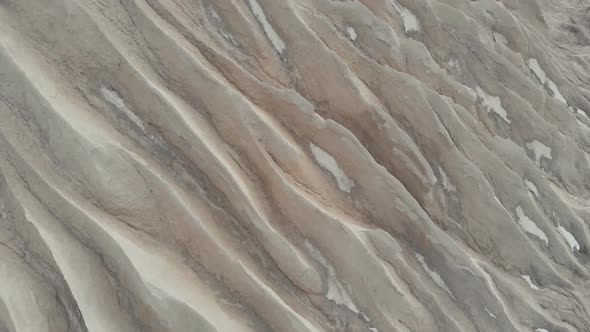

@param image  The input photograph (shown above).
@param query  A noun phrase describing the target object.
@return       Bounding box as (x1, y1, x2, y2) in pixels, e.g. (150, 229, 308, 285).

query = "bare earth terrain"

(0, 0, 590, 331)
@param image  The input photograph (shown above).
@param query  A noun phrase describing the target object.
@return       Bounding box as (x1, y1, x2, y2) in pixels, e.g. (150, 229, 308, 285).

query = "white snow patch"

(516, 206, 548, 246)
(359, 312, 370, 322)
(325, 274, 357, 312)
(247, 0, 286, 55)
(304, 241, 359, 313)
(220, 30, 239, 46)
(415, 253, 454, 299)
(447, 58, 464, 76)
(556, 224, 580, 252)
(528, 59, 546, 83)
(100, 86, 145, 131)
(310, 143, 354, 193)
(476, 87, 511, 124)
(493, 32, 508, 46)
(391, 1, 421, 33)
(575, 107, 590, 120)
(448, 58, 458, 69)
(521, 275, 540, 290)
(570, 107, 590, 126)
(364, 318, 378, 332)
(484, 307, 497, 319)
(526, 140, 552, 168)
(574, 108, 590, 128)
(345, 26, 357, 41)
(209, 8, 239, 46)
(438, 166, 456, 192)
(546, 80, 567, 104)
(534, 329, 549, 332)
(524, 180, 539, 199)
(528, 59, 566, 104)
(210, 8, 222, 22)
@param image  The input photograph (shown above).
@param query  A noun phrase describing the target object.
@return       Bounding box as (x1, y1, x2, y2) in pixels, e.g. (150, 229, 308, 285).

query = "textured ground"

(0, 0, 589, 331)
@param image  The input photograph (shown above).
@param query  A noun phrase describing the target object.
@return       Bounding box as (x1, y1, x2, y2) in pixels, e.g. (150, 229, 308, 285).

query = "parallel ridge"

(0, 0, 589, 331)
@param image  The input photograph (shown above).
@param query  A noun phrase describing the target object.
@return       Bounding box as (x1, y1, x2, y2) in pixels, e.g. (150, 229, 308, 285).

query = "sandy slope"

(0, 0, 589, 331)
